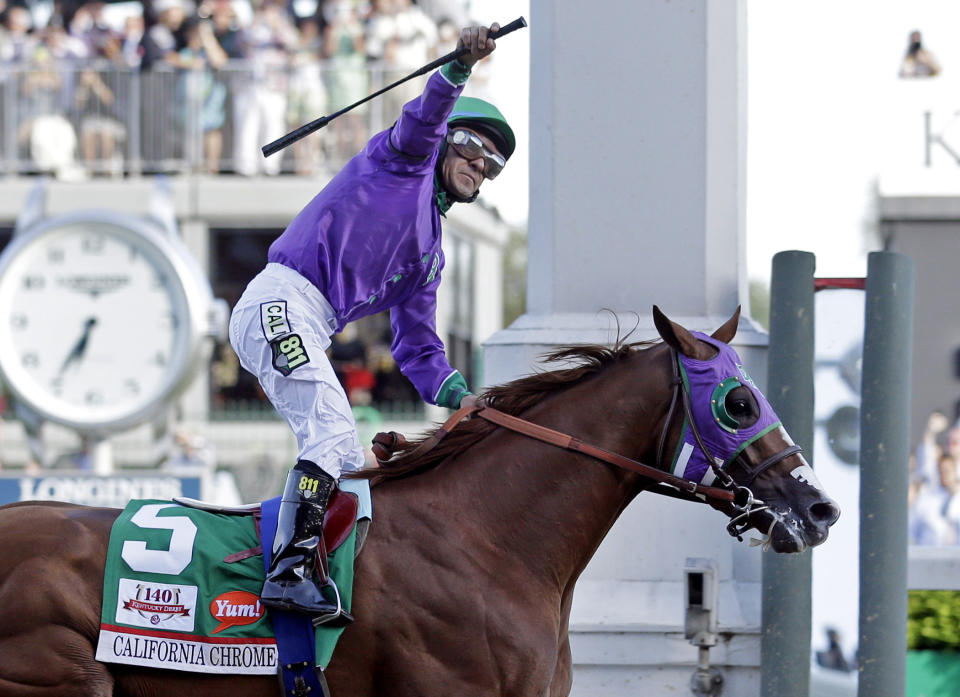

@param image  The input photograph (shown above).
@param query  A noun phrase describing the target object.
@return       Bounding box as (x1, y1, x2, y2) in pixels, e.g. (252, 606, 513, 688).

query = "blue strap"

(260, 496, 328, 697)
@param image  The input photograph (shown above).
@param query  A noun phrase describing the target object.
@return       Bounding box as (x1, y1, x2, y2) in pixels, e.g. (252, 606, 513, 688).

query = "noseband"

(655, 348, 802, 539)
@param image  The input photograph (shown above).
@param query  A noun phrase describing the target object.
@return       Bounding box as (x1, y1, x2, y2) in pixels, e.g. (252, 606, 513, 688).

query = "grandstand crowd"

(909, 409, 960, 546)
(0, 0, 474, 177)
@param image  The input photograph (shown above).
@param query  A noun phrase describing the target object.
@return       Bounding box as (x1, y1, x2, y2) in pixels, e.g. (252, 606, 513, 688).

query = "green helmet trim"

(448, 97, 516, 160)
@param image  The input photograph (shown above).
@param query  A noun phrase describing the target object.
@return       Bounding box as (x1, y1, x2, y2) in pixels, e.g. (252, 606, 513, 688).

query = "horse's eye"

(729, 398, 751, 415)
(725, 387, 759, 427)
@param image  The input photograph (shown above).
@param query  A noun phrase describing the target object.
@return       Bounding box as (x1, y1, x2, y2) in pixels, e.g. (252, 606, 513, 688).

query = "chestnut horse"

(0, 307, 839, 697)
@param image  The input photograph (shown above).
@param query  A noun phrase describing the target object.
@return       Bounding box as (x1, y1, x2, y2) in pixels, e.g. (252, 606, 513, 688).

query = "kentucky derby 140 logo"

(125, 584, 189, 619)
(115, 578, 198, 632)
(209, 590, 265, 634)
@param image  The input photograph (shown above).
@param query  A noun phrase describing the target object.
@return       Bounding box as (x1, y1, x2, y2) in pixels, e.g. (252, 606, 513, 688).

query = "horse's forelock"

(351, 339, 661, 485)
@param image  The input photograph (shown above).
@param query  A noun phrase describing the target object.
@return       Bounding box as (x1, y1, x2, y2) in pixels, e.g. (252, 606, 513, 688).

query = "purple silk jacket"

(268, 69, 466, 406)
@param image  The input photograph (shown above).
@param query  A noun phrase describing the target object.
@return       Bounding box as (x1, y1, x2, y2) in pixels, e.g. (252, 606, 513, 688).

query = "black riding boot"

(260, 460, 351, 624)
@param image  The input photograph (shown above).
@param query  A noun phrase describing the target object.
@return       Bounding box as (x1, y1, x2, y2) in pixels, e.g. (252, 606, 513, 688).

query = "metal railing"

(0, 59, 423, 178)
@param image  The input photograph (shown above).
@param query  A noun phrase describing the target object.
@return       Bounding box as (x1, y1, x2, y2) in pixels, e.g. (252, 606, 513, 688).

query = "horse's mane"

(348, 338, 661, 486)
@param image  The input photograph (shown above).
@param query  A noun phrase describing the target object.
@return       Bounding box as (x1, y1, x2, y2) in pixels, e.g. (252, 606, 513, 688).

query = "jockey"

(229, 23, 515, 619)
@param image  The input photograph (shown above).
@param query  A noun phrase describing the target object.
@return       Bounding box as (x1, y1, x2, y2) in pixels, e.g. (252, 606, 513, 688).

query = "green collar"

(434, 173, 454, 216)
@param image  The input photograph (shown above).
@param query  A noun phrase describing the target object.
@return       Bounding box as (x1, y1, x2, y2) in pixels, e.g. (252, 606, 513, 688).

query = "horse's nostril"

(809, 500, 841, 527)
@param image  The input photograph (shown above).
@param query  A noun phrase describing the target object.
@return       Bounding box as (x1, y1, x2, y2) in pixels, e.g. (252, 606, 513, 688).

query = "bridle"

(372, 348, 803, 542)
(655, 348, 802, 540)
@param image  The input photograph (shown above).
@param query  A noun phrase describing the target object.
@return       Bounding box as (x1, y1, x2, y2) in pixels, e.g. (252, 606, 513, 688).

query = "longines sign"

(0, 474, 202, 508)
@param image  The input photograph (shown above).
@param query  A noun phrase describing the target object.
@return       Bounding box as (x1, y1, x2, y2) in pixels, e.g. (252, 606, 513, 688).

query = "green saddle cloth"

(95, 499, 356, 674)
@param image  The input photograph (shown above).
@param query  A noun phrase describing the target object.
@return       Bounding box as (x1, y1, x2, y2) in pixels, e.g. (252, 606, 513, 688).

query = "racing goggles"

(446, 129, 506, 179)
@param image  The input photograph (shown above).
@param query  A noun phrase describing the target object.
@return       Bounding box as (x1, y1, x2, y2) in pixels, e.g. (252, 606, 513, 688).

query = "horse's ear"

(653, 305, 714, 359)
(710, 306, 741, 344)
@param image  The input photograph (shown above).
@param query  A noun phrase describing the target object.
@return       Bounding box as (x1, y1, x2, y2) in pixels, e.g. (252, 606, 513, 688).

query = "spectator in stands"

(390, 0, 438, 117)
(70, 1, 123, 61)
(176, 16, 229, 173)
(71, 2, 129, 176)
(910, 452, 960, 545)
(365, 0, 397, 65)
(899, 30, 940, 78)
(940, 454, 960, 540)
(914, 410, 949, 487)
(286, 16, 327, 175)
(121, 14, 144, 68)
(19, 28, 84, 179)
(366, 0, 443, 117)
(391, 0, 437, 71)
(140, 0, 188, 70)
(322, 0, 367, 160)
(233, 0, 298, 176)
(0, 5, 36, 62)
(208, 0, 244, 58)
(74, 66, 126, 175)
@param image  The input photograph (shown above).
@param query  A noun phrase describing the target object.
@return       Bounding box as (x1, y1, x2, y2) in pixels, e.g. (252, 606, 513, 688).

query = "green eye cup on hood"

(711, 377, 745, 433)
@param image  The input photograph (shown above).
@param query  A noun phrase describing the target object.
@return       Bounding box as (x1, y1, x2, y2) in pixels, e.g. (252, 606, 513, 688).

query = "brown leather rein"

(371, 349, 807, 540)
(372, 404, 738, 506)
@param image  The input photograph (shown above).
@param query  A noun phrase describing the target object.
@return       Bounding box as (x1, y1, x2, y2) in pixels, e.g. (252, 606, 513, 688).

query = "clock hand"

(58, 317, 98, 376)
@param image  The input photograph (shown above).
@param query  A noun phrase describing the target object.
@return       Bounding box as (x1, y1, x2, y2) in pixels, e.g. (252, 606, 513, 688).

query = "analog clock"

(0, 209, 222, 434)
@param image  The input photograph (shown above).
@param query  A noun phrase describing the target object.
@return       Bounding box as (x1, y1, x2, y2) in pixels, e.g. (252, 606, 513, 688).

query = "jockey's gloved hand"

(459, 393, 485, 410)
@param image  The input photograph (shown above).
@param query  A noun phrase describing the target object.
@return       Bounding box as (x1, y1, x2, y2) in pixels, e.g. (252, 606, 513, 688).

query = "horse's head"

(652, 305, 840, 553)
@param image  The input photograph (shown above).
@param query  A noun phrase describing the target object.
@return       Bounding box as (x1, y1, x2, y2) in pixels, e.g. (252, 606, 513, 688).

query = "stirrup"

(310, 577, 353, 627)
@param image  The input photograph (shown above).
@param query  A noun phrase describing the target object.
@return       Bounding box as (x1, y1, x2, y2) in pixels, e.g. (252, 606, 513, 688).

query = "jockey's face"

(440, 127, 502, 201)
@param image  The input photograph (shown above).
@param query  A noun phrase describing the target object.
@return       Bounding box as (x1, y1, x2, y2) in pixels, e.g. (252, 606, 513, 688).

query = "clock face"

(0, 219, 195, 430)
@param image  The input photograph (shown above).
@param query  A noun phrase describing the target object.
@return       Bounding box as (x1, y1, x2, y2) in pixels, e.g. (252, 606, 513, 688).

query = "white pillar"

(483, 2, 764, 694)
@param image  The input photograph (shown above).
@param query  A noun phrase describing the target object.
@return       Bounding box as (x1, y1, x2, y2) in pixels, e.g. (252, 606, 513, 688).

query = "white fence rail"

(0, 60, 418, 178)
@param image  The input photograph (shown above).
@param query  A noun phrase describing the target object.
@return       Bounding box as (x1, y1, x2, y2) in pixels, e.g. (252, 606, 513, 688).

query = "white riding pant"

(229, 263, 365, 479)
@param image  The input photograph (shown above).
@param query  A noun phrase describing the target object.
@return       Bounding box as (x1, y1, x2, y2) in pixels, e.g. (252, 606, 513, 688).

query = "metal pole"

(762, 250, 816, 697)
(857, 251, 914, 697)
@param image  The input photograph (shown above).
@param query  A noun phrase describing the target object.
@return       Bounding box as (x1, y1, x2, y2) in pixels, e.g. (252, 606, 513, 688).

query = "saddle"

(175, 489, 362, 561)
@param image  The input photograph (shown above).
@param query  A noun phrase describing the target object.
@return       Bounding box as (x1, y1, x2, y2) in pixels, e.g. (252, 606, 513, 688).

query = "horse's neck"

(444, 349, 671, 591)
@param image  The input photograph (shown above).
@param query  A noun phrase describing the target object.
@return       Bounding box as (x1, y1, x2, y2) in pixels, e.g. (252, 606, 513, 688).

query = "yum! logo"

(209, 590, 265, 634)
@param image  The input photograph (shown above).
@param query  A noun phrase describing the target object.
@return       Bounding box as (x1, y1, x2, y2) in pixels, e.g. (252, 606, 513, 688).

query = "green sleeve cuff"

(440, 59, 472, 86)
(435, 370, 471, 409)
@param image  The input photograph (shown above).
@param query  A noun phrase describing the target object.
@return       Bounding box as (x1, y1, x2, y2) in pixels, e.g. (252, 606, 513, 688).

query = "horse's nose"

(809, 497, 841, 528)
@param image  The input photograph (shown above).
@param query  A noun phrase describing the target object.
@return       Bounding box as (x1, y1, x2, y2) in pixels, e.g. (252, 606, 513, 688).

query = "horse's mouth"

(750, 508, 831, 554)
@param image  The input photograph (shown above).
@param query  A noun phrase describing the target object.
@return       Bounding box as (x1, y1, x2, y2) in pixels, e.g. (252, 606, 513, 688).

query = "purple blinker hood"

(670, 332, 782, 485)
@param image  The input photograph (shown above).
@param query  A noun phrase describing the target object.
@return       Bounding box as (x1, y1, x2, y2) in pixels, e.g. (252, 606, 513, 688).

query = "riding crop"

(261, 16, 528, 158)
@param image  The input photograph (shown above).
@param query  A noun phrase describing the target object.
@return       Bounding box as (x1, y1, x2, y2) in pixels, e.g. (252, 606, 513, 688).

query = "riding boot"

(260, 460, 352, 625)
